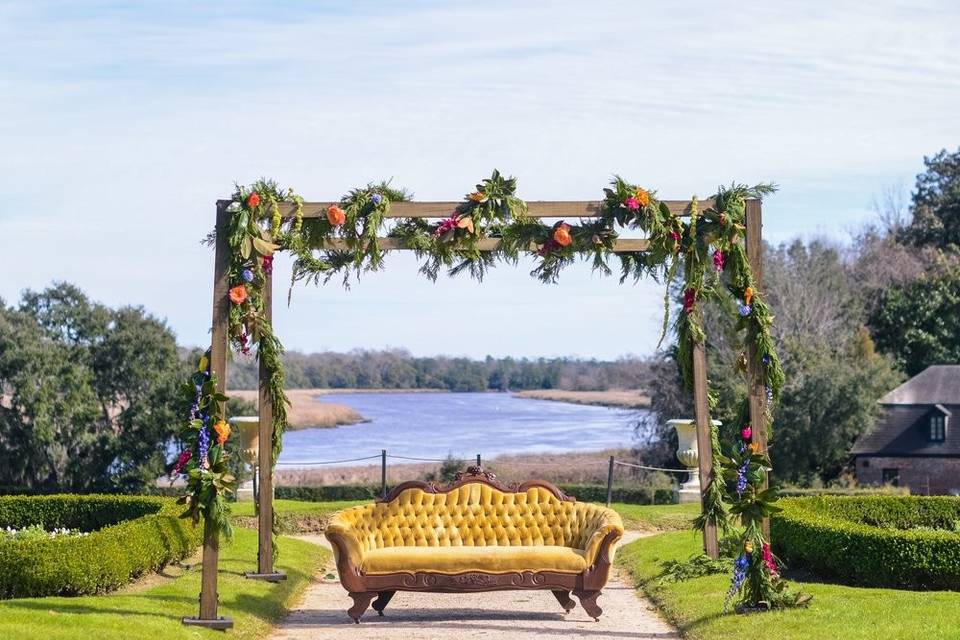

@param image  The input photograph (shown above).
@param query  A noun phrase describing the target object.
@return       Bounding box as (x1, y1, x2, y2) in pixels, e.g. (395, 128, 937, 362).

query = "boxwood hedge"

(276, 483, 674, 505)
(771, 496, 960, 589)
(0, 495, 202, 598)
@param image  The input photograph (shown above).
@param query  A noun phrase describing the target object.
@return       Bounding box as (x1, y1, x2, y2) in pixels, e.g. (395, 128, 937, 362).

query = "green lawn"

(618, 530, 960, 640)
(611, 502, 700, 530)
(0, 527, 327, 640)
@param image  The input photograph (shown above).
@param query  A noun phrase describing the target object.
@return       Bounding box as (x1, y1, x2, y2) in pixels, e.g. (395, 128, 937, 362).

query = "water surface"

(278, 392, 643, 467)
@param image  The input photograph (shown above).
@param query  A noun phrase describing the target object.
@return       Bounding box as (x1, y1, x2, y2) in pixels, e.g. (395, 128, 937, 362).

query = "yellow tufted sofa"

(325, 467, 624, 622)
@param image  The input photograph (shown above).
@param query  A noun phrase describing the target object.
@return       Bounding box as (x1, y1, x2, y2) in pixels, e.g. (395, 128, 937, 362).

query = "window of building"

(882, 468, 900, 486)
(930, 415, 947, 442)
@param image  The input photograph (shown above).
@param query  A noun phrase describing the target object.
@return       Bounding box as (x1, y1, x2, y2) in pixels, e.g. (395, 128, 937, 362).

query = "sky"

(1, 1, 957, 359)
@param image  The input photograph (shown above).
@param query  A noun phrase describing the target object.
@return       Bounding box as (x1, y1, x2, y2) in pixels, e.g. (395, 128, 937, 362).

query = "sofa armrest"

(325, 519, 366, 570)
(582, 511, 625, 567)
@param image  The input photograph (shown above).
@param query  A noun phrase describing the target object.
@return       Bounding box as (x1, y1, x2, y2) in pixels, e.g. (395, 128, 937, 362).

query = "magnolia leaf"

(457, 216, 475, 234)
(252, 237, 279, 256)
(241, 236, 252, 259)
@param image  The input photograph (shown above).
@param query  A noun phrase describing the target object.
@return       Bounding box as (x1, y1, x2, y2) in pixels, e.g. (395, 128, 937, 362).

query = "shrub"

(275, 483, 673, 505)
(0, 495, 202, 598)
(771, 496, 960, 589)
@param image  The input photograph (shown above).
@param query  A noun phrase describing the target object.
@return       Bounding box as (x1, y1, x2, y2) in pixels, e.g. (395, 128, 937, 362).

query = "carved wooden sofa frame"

(325, 467, 623, 623)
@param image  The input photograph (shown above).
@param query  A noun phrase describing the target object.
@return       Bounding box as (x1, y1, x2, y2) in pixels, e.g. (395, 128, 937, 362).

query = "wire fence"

(270, 449, 692, 507)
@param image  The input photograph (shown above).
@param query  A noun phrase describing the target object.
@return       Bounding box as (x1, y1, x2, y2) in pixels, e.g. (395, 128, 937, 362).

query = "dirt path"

(269, 531, 678, 640)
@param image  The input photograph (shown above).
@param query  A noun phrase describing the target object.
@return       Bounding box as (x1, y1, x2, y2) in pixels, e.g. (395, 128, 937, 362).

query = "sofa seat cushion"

(360, 544, 588, 575)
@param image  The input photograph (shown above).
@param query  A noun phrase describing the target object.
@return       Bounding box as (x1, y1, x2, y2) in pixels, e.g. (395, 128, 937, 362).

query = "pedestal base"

(244, 571, 287, 582)
(236, 479, 255, 502)
(182, 616, 233, 630)
(675, 487, 702, 503)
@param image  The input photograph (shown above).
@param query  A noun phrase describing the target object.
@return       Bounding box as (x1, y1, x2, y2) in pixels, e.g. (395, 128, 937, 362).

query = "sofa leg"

(552, 590, 576, 613)
(574, 589, 603, 621)
(348, 592, 376, 623)
(372, 590, 396, 616)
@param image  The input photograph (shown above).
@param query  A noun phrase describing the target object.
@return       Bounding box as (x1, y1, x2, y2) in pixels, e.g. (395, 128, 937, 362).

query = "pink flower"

(262, 254, 274, 275)
(762, 543, 778, 576)
(434, 214, 460, 237)
(670, 230, 682, 244)
(624, 196, 640, 210)
(713, 249, 725, 272)
(741, 425, 752, 441)
(682, 288, 697, 314)
(172, 450, 192, 476)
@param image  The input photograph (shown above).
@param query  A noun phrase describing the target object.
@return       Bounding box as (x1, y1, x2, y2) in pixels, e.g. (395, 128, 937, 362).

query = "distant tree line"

(224, 349, 650, 392)
(640, 147, 960, 486)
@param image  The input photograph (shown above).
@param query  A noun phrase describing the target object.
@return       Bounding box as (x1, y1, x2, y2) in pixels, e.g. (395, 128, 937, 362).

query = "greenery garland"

(180, 170, 803, 612)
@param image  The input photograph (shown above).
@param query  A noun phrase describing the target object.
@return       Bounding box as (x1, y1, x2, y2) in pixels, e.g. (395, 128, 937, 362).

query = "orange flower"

(553, 223, 573, 247)
(229, 285, 248, 305)
(748, 442, 759, 454)
(468, 191, 485, 202)
(247, 192, 260, 208)
(744, 286, 754, 306)
(635, 188, 650, 207)
(327, 205, 346, 226)
(213, 420, 231, 445)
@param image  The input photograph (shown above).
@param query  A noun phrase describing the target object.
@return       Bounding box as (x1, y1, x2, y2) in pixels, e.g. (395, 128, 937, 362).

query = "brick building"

(852, 365, 960, 496)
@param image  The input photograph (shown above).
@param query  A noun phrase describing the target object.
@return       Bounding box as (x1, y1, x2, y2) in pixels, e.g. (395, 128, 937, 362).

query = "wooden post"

(744, 199, 771, 540)
(605, 456, 615, 507)
(380, 449, 387, 498)
(183, 201, 233, 630)
(693, 337, 719, 559)
(247, 259, 286, 582)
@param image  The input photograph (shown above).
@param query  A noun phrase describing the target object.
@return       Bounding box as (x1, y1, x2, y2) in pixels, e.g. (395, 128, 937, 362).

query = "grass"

(618, 529, 960, 640)
(0, 526, 327, 640)
(611, 502, 700, 530)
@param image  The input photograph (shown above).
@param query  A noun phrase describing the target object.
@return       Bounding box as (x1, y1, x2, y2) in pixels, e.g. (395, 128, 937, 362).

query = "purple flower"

(736, 457, 749, 496)
(371, 193, 383, 205)
(761, 354, 771, 365)
(738, 303, 752, 316)
(242, 268, 254, 283)
(198, 421, 211, 465)
(724, 553, 751, 611)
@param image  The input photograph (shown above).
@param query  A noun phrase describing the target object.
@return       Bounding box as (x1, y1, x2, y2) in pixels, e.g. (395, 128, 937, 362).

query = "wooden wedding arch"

(183, 196, 769, 629)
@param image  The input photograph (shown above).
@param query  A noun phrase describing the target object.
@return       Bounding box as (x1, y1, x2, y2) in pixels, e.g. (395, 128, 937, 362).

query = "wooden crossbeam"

(264, 199, 715, 219)
(314, 238, 651, 252)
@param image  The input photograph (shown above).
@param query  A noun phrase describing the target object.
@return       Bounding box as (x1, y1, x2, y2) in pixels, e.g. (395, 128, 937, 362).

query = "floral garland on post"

(172, 351, 236, 539)
(179, 170, 805, 612)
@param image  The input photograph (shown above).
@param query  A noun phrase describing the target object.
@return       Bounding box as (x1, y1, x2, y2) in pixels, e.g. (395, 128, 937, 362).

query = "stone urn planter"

(229, 416, 260, 502)
(667, 418, 721, 504)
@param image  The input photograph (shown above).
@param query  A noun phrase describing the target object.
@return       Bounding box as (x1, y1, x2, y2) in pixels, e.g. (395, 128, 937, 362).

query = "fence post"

(380, 449, 387, 498)
(476, 453, 482, 467)
(606, 456, 615, 507)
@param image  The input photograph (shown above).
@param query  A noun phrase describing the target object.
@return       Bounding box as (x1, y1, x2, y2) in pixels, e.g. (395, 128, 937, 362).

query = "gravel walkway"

(269, 531, 678, 640)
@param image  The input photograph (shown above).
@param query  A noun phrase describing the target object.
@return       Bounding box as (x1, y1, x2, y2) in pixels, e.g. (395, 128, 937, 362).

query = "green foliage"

(0, 284, 182, 493)
(772, 496, 960, 589)
(660, 553, 731, 583)
(869, 267, 960, 376)
(901, 147, 960, 250)
(0, 495, 201, 598)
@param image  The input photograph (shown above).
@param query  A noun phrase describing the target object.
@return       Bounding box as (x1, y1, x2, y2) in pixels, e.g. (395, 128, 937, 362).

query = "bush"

(0, 495, 202, 598)
(771, 496, 960, 589)
(777, 486, 909, 498)
(276, 483, 674, 505)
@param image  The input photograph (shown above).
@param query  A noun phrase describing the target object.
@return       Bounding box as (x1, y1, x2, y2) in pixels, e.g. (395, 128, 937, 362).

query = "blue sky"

(1, 1, 957, 359)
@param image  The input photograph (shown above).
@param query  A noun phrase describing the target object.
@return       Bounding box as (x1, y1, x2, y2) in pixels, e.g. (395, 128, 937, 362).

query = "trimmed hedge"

(0, 495, 202, 598)
(772, 496, 960, 590)
(276, 483, 675, 505)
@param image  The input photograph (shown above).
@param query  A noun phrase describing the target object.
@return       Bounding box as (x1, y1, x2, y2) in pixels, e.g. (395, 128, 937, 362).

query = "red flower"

(171, 449, 192, 475)
(682, 288, 697, 313)
(247, 192, 260, 208)
(262, 254, 273, 275)
(435, 213, 460, 237)
(762, 543, 778, 576)
(229, 285, 248, 305)
(741, 425, 752, 441)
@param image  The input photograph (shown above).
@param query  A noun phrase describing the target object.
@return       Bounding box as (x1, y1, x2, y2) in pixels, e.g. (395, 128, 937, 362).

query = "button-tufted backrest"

(332, 482, 616, 551)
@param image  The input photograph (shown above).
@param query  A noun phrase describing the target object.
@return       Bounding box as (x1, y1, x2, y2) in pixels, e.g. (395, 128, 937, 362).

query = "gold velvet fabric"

(326, 483, 624, 575)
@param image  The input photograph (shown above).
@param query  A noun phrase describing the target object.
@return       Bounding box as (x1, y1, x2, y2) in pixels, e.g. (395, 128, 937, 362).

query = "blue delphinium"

(738, 303, 752, 316)
(724, 553, 751, 611)
(198, 418, 211, 465)
(242, 268, 254, 283)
